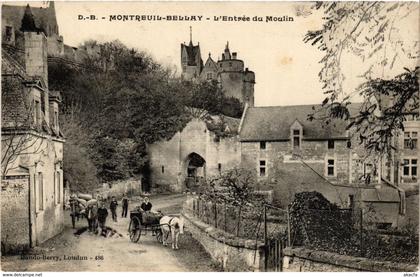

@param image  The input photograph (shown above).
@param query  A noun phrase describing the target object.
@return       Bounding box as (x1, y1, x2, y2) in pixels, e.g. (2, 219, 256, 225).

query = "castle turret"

(243, 68, 255, 107)
(223, 41, 231, 60)
(179, 35, 255, 108)
(180, 27, 203, 80)
(215, 43, 255, 107)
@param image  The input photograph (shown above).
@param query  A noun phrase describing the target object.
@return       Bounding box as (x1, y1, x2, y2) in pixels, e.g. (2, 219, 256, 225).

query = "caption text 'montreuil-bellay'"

(78, 14, 295, 23)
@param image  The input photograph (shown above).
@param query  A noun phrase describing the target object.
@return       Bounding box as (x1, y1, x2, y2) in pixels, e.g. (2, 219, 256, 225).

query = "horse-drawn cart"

(128, 210, 164, 243)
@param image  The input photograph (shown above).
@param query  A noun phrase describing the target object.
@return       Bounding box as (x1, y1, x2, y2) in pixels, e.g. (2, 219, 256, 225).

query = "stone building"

(1, 5, 65, 253)
(238, 104, 419, 229)
(181, 34, 255, 107)
(148, 115, 241, 192)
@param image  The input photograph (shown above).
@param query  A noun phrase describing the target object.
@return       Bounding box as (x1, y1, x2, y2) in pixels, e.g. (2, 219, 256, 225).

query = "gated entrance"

(263, 204, 291, 272)
(185, 152, 206, 190)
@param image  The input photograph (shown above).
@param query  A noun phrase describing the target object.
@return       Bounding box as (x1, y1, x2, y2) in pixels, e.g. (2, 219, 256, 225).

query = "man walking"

(97, 202, 108, 236)
(110, 196, 118, 222)
(121, 194, 129, 218)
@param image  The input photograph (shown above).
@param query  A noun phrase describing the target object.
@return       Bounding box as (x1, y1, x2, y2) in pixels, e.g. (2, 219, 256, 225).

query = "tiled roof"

(239, 104, 362, 141)
(181, 43, 201, 66)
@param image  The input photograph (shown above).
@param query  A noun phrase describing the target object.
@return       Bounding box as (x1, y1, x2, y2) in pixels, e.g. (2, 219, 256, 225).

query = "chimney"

(232, 52, 237, 59)
(24, 31, 48, 88)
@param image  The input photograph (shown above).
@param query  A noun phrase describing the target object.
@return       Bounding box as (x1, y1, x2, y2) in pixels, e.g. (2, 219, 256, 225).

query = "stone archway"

(185, 152, 206, 190)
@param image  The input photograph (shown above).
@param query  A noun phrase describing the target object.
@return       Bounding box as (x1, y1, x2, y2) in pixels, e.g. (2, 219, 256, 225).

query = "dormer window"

(292, 129, 301, 149)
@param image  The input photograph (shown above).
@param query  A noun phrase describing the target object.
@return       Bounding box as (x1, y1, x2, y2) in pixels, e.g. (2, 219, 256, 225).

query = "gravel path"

(1, 194, 218, 272)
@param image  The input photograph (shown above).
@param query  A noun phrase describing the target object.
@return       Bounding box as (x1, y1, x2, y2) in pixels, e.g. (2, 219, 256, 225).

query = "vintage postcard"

(1, 0, 419, 274)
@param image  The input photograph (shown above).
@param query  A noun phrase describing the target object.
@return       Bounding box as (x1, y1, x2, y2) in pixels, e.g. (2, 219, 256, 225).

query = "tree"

(60, 109, 99, 190)
(204, 168, 259, 236)
(51, 40, 191, 184)
(304, 2, 419, 156)
(1, 76, 46, 176)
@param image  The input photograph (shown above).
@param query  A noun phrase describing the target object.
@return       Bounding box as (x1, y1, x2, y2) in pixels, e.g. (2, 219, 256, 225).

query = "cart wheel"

(128, 217, 141, 243)
(156, 229, 163, 243)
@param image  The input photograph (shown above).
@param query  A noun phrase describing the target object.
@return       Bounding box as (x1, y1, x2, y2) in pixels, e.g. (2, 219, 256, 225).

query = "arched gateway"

(184, 152, 206, 189)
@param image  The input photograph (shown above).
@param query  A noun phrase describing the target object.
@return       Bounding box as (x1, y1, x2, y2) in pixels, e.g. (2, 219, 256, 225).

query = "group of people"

(96, 195, 152, 232)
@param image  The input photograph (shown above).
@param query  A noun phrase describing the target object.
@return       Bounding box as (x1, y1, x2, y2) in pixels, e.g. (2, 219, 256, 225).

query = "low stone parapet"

(182, 211, 265, 271)
(282, 247, 418, 272)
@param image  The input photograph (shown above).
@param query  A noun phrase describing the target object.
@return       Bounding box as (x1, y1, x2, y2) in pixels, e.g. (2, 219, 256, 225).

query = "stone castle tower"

(180, 30, 255, 107)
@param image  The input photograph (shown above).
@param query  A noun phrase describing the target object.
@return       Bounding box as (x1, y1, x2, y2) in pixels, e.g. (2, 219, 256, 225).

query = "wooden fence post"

(286, 206, 291, 247)
(224, 201, 227, 232)
(264, 205, 268, 271)
(360, 209, 364, 257)
(214, 202, 218, 228)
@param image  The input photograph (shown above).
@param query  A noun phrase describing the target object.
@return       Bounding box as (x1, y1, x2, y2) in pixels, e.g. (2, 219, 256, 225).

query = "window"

(328, 140, 335, 149)
(363, 163, 373, 184)
(229, 62, 232, 66)
(34, 100, 40, 126)
(37, 172, 44, 211)
(5, 26, 12, 41)
(403, 159, 418, 177)
(347, 140, 352, 149)
(327, 159, 335, 176)
(348, 195, 354, 210)
(218, 163, 222, 174)
(404, 132, 418, 150)
(292, 129, 301, 149)
(206, 72, 213, 80)
(161, 166, 165, 174)
(260, 141, 266, 150)
(259, 160, 266, 177)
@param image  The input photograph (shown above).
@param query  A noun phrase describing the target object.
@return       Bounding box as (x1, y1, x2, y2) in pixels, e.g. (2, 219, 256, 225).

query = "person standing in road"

(121, 194, 129, 218)
(97, 202, 108, 236)
(110, 196, 118, 222)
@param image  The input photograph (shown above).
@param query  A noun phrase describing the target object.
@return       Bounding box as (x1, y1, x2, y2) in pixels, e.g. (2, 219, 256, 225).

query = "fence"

(289, 207, 419, 265)
(186, 196, 291, 271)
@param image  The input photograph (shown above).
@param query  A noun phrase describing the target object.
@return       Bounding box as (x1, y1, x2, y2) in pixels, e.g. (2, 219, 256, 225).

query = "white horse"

(160, 215, 184, 249)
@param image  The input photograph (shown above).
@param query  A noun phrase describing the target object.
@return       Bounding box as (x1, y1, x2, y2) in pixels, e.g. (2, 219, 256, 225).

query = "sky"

(5, 1, 419, 107)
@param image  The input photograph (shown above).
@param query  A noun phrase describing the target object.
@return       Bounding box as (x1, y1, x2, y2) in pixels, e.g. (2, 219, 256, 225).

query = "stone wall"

(282, 247, 418, 272)
(182, 209, 265, 271)
(1, 175, 31, 253)
(97, 178, 142, 200)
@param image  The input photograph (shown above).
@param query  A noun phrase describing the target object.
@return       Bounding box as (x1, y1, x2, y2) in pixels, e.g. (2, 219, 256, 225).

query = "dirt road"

(1, 194, 219, 272)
